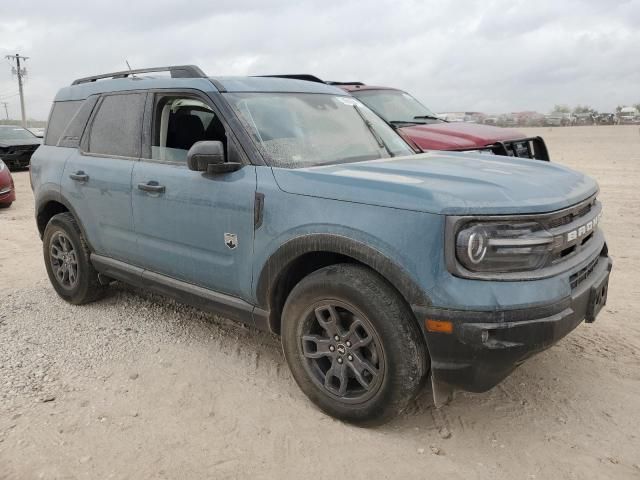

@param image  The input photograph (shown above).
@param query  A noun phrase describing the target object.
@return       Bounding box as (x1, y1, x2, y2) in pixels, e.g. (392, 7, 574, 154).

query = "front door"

(131, 93, 256, 301)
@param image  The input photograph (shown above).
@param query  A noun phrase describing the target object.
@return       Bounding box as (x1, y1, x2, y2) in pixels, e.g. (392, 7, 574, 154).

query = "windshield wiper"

(353, 105, 394, 157)
(414, 115, 445, 122)
(389, 120, 419, 126)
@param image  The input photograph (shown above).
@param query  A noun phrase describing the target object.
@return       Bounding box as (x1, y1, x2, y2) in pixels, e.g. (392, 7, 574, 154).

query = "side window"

(149, 96, 227, 163)
(88, 93, 145, 157)
(44, 100, 82, 146)
(58, 96, 99, 148)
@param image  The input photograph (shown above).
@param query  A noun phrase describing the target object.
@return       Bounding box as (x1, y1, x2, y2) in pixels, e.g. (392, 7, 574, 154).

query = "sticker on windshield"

(336, 96, 358, 106)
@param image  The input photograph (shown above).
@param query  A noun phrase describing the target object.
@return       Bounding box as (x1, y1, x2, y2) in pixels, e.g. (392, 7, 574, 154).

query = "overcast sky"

(1, 0, 639, 120)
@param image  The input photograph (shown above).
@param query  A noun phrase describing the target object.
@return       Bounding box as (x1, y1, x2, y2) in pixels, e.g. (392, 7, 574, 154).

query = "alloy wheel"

(49, 231, 79, 289)
(301, 302, 384, 403)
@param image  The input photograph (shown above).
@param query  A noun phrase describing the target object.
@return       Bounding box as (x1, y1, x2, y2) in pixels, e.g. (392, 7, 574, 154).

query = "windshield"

(0, 126, 37, 141)
(350, 90, 440, 125)
(224, 93, 413, 168)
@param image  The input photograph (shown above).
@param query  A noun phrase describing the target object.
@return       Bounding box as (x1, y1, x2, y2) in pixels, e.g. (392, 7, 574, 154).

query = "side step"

(90, 254, 271, 331)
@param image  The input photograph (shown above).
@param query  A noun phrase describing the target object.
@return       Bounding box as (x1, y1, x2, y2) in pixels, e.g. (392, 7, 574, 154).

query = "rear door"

(131, 91, 256, 300)
(61, 92, 145, 261)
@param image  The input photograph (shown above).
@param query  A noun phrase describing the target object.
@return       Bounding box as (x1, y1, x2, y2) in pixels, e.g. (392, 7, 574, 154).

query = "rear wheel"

(43, 212, 105, 304)
(282, 264, 427, 425)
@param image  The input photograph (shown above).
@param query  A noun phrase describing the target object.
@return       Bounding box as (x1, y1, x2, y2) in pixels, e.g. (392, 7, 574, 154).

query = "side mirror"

(187, 141, 242, 174)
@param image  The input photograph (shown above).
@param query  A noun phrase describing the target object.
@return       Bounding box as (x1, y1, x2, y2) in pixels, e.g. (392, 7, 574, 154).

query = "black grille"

(488, 137, 550, 161)
(547, 202, 593, 229)
(570, 256, 599, 289)
(494, 141, 533, 159)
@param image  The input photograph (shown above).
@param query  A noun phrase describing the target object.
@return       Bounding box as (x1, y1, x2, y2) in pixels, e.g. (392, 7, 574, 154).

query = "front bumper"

(413, 253, 612, 393)
(0, 148, 38, 169)
(0, 185, 15, 205)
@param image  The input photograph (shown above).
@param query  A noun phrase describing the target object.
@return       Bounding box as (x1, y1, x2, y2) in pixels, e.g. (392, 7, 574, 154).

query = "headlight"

(0, 159, 5, 172)
(455, 221, 554, 272)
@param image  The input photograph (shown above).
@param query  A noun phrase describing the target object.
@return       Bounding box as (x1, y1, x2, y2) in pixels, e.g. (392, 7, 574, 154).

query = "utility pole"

(5, 53, 28, 127)
(1, 102, 8, 120)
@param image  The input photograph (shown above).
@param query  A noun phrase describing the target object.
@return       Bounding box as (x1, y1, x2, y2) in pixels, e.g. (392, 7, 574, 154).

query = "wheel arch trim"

(35, 192, 93, 250)
(255, 233, 431, 328)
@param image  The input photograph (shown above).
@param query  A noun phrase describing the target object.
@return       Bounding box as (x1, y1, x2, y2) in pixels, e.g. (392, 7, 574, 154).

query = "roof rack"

(256, 74, 326, 84)
(71, 65, 206, 85)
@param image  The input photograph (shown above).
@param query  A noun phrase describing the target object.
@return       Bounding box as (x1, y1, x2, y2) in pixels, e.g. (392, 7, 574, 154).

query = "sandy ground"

(0, 125, 639, 479)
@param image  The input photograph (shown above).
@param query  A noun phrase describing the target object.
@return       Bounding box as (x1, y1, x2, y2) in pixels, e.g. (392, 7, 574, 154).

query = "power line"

(5, 53, 28, 127)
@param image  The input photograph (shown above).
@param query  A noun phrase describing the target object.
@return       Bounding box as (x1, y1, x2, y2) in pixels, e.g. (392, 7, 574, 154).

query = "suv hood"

(398, 122, 526, 151)
(272, 152, 598, 215)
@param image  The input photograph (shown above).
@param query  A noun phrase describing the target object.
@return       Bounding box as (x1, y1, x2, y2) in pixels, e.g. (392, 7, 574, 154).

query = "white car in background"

(617, 107, 639, 125)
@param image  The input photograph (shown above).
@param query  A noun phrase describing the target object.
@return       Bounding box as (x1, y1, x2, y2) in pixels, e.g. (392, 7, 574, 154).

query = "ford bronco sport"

(32, 65, 612, 425)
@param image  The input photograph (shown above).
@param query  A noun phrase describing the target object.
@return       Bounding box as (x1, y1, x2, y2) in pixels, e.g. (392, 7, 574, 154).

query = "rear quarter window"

(57, 96, 99, 149)
(44, 100, 83, 146)
(87, 93, 145, 157)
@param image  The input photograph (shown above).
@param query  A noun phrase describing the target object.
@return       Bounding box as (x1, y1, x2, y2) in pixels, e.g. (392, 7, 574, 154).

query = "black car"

(572, 113, 595, 126)
(595, 113, 615, 125)
(0, 125, 42, 169)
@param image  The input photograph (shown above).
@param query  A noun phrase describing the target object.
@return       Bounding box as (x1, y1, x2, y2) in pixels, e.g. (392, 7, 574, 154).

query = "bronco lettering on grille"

(567, 211, 602, 242)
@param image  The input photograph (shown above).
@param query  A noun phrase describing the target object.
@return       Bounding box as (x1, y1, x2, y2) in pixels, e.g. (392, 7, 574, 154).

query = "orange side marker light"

(425, 319, 453, 334)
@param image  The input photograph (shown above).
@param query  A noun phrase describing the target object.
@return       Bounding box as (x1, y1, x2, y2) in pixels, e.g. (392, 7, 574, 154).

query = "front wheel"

(281, 264, 428, 426)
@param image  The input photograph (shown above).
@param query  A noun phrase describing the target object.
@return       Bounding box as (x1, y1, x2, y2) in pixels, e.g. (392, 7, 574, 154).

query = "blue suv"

(31, 65, 612, 425)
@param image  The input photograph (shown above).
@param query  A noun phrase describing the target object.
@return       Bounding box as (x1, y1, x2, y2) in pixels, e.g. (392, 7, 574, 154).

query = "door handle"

(69, 171, 89, 182)
(137, 181, 166, 194)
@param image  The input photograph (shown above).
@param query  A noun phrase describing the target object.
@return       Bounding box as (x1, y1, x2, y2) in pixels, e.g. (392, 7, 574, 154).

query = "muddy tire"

(281, 264, 428, 426)
(43, 212, 105, 304)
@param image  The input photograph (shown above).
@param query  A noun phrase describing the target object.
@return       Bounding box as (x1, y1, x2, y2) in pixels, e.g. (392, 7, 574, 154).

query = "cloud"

(1, 0, 639, 120)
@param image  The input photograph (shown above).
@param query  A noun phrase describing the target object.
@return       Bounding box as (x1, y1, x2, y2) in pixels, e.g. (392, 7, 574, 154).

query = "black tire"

(281, 264, 428, 426)
(43, 212, 105, 304)
(0, 202, 12, 209)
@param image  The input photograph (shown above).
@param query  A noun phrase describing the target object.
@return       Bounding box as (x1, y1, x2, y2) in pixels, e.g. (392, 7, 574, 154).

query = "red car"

(334, 83, 549, 160)
(268, 75, 550, 160)
(0, 159, 16, 208)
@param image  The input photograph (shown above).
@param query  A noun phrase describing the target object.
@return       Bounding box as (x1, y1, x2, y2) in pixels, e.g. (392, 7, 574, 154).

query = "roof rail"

(256, 74, 326, 84)
(326, 81, 365, 86)
(71, 65, 206, 85)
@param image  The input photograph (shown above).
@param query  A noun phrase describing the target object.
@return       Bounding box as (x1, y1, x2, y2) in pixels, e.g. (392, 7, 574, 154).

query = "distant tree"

(553, 104, 571, 113)
(616, 105, 624, 113)
(634, 103, 640, 112)
(573, 105, 595, 114)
